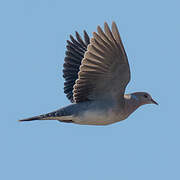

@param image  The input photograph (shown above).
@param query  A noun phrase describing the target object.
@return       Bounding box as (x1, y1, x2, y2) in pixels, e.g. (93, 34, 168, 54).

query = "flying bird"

(19, 22, 158, 125)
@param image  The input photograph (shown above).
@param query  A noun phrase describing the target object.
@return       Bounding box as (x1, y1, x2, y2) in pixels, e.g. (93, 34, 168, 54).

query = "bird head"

(131, 92, 158, 105)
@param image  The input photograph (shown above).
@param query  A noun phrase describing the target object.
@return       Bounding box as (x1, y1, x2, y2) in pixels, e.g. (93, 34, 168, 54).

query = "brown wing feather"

(73, 22, 130, 103)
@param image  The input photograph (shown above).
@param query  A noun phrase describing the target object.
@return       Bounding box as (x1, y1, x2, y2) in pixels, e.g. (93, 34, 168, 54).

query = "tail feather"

(19, 115, 42, 122)
(19, 109, 74, 123)
(19, 111, 58, 122)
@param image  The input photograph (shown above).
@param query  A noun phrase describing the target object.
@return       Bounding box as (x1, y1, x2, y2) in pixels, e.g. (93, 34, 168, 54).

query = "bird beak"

(151, 98, 158, 105)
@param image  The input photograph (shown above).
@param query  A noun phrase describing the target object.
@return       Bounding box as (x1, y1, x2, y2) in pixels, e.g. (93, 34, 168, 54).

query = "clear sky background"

(1, 0, 180, 179)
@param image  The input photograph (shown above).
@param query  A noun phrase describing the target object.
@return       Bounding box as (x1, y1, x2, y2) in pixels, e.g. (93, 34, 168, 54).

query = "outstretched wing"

(73, 22, 131, 103)
(63, 30, 90, 102)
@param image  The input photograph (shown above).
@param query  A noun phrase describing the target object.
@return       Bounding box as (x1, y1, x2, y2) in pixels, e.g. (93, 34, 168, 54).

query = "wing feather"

(63, 30, 90, 102)
(73, 22, 130, 103)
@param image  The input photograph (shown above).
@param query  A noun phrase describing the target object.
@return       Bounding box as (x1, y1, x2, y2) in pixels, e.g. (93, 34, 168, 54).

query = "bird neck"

(123, 94, 142, 117)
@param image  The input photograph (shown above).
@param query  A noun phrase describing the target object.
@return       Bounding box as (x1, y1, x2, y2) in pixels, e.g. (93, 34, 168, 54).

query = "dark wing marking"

(73, 22, 131, 103)
(63, 31, 90, 102)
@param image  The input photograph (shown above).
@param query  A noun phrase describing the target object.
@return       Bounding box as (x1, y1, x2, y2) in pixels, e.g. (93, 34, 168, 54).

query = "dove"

(19, 22, 158, 125)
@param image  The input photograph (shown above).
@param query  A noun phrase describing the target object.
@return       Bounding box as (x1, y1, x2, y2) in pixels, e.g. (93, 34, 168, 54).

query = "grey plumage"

(19, 22, 158, 125)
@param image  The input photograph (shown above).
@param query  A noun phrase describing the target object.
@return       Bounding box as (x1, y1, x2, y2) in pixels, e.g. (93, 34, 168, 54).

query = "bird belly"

(73, 109, 124, 125)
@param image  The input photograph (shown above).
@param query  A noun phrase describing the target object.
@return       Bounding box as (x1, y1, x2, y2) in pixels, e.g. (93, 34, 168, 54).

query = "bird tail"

(18, 111, 58, 122)
(19, 109, 74, 123)
(19, 115, 43, 122)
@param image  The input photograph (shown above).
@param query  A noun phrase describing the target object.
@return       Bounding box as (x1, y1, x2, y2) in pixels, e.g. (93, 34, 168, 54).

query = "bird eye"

(144, 94, 148, 98)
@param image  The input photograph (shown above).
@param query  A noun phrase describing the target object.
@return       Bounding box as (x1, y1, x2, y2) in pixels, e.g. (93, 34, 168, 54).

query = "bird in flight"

(19, 22, 158, 125)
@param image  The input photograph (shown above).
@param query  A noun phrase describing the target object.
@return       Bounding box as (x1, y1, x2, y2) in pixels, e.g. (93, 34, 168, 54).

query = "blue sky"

(1, 0, 180, 179)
